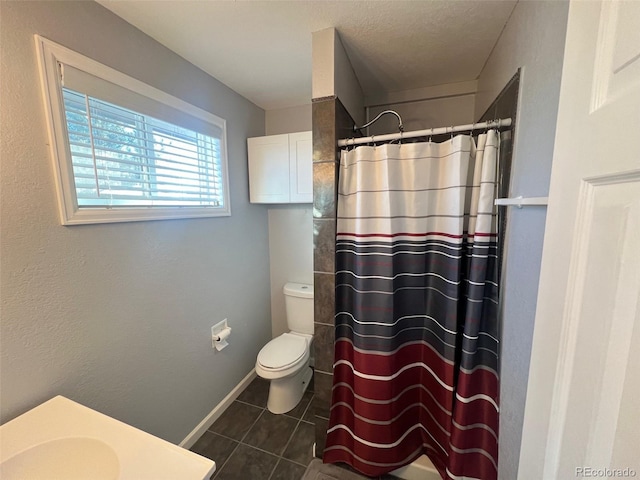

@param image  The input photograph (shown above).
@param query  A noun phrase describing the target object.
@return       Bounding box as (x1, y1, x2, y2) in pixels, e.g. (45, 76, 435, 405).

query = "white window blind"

(62, 88, 224, 208)
(35, 35, 231, 225)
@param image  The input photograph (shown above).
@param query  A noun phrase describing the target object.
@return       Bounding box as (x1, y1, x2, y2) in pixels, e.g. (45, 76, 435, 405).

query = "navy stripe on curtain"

(324, 131, 500, 480)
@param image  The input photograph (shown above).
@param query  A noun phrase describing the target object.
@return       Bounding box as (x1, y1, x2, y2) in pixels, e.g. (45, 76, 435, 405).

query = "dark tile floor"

(191, 376, 315, 480)
(191, 374, 400, 480)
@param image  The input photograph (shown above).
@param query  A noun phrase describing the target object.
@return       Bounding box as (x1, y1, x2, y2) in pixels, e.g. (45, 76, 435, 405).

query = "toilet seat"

(257, 333, 308, 371)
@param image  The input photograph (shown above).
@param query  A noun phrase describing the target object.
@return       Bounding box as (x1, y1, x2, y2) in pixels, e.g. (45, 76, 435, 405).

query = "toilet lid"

(257, 333, 307, 370)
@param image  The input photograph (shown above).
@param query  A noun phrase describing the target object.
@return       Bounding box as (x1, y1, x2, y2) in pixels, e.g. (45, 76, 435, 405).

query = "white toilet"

(256, 282, 314, 414)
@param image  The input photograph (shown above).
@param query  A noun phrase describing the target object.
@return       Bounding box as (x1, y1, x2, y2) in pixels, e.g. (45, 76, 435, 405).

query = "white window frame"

(34, 35, 231, 225)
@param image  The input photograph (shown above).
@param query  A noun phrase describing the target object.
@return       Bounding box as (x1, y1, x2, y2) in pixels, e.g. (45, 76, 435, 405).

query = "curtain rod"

(338, 118, 512, 147)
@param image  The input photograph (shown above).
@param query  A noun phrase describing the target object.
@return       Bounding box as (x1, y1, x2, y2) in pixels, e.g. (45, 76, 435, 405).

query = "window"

(35, 35, 230, 224)
(62, 90, 224, 209)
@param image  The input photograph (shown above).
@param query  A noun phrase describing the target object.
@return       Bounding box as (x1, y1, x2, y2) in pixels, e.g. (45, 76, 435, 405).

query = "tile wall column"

(311, 96, 356, 457)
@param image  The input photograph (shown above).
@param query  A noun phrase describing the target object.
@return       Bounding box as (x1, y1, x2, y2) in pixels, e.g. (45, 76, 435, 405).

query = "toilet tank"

(283, 282, 314, 335)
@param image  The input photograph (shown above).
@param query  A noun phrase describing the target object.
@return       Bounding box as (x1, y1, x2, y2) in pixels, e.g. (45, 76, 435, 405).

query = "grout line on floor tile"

(282, 394, 313, 422)
(299, 394, 314, 420)
(266, 457, 281, 480)
(287, 457, 312, 468)
(212, 439, 241, 479)
(239, 407, 266, 444)
(211, 429, 290, 461)
(208, 420, 285, 479)
(299, 394, 317, 424)
(240, 441, 285, 459)
(280, 416, 304, 460)
(279, 392, 317, 469)
(204, 400, 264, 435)
(206, 431, 242, 444)
(234, 398, 264, 409)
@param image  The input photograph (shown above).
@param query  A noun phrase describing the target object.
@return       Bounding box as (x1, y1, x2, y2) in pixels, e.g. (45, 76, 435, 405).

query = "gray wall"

(266, 104, 312, 136)
(366, 95, 475, 136)
(474, 1, 570, 479)
(0, 1, 270, 444)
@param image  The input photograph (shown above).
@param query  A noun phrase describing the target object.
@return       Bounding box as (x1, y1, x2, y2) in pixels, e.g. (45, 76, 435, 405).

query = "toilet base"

(266, 367, 313, 414)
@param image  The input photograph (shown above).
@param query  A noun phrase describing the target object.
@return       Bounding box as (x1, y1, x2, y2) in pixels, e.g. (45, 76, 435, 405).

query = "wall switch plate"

(211, 319, 228, 348)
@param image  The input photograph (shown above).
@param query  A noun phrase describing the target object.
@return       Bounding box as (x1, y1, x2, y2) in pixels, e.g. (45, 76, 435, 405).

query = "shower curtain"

(324, 131, 500, 480)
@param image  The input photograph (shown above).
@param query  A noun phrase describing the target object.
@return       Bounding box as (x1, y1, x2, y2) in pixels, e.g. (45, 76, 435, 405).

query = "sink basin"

(1, 437, 120, 480)
(0, 396, 215, 479)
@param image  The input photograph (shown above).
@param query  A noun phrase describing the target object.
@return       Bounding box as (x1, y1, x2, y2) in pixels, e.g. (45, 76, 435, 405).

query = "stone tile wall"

(477, 71, 519, 288)
(311, 97, 356, 457)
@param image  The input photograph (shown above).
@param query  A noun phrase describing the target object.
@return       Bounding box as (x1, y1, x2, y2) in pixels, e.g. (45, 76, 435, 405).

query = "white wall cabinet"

(247, 131, 312, 203)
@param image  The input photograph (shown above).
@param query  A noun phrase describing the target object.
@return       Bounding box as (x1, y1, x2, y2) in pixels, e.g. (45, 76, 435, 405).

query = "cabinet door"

(247, 134, 290, 203)
(288, 131, 313, 203)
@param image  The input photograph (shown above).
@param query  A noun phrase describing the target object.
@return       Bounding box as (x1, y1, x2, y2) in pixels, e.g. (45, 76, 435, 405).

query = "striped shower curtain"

(324, 131, 500, 480)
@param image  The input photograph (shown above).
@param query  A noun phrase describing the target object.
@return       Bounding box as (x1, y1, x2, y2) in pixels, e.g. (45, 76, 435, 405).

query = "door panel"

(519, 1, 640, 478)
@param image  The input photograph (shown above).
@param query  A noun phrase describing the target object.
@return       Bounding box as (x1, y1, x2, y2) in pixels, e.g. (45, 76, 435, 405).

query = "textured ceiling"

(97, 0, 517, 110)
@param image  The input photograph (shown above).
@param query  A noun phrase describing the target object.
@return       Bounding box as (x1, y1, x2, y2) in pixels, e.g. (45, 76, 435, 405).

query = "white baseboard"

(179, 369, 257, 449)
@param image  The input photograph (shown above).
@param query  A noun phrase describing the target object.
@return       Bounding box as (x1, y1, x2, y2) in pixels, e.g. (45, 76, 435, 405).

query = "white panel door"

(289, 131, 313, 203)
(247, 134, 290, 203)
(519, 1, 640, 479)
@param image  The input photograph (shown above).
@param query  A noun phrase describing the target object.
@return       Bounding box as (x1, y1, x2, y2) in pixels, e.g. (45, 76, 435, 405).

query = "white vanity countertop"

(0, 395, 215, 480)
